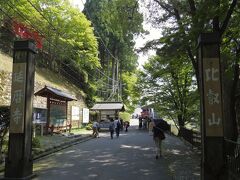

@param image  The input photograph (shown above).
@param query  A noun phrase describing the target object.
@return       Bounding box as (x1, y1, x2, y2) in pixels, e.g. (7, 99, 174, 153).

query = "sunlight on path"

(130, 118, 139, 126)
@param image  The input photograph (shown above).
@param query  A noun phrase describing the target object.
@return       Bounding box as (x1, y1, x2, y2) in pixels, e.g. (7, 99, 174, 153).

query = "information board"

(50, 103, 66, 126)
(71, 106, 80, 121)
(82, 108, 89, 123)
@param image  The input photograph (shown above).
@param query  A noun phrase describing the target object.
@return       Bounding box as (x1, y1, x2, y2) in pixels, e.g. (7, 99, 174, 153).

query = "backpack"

(109, 122, 114, 131)
(153, 126, 165, 140)
(117, 120, 121, 129)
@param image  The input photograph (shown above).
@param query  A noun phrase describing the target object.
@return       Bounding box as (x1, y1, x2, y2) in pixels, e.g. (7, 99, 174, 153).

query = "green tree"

(84, 0, 144, 106)
(121, 71, 140, 112)
(141, 0, 239, 139)
(138, 51, 199, 130)
(0, 0, 100, 105)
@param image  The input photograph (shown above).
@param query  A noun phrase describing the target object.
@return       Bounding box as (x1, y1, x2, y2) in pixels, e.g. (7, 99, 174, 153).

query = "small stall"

(34, 86, 77, 134)
(91, 101, 125, 121)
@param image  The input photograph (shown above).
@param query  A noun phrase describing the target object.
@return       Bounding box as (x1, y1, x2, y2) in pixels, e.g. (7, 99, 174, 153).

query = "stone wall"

(0, 70, 11, 106)
(0, 53, 88, 129)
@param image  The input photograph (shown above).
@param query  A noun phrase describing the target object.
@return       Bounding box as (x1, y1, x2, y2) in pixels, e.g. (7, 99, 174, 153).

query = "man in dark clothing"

(152, 122, 165, 159)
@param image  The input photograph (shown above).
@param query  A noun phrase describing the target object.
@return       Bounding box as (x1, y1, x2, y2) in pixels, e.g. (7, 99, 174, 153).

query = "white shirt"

(114, 119, 120, 128)
(92, 121, 99, 128)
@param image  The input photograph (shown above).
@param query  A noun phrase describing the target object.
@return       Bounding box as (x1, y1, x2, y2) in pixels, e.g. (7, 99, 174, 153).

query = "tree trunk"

(222, 57, 238, 155)
(177, 114, 184, 136)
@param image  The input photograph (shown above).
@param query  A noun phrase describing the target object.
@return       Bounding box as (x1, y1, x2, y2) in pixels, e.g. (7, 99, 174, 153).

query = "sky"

(70, 0, 161, 69)
(134, 3, 161, 69)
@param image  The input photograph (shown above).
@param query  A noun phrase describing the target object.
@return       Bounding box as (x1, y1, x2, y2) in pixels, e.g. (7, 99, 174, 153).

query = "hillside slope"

(0, 51, 87, 125)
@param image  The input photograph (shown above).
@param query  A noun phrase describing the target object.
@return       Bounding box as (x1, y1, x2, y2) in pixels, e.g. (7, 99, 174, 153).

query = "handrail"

(224, 138, 240, 179)
(224, 137, 240, 144)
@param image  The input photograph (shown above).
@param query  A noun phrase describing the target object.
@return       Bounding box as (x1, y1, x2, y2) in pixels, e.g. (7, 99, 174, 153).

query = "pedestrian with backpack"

(152, 121, 165, 159)
(114, 117, 121, 138)
(109, 118, 114, 139)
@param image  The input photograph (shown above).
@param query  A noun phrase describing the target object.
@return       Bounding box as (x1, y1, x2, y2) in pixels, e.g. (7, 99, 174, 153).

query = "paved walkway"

(162, 134, 200, 179)
(0, 128, 200, 180)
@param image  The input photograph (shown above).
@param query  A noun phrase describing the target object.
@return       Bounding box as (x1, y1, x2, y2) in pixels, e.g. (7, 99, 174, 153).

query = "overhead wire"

(25, 0, 118, 97)
(0, 23, 109, 95)
(6, 1, 112, 90)
(0, 6, 109, 94)
(25, 0, 117, 83)
(2, 1, 116, 95)
(79, 0, 120, 63)
(80, 0, 121, 101)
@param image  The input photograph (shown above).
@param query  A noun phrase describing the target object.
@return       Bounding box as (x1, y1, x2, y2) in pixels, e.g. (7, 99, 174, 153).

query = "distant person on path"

(120, 118, 124, 131)
(143, 118, 147, 129)
(109, 118, 115, 139)
(114, 117, 121, 138)
(92, 120, 99, 138)
(124, 121, 130, 132)
(148, 118, 154, 135)
(147, 117, 151, 130)
(139, 117, 142, 129)
(152, 122, 165, 159)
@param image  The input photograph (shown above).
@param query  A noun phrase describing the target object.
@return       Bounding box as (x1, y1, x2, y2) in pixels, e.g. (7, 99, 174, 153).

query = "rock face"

(0, 70, 11, 106)
(0, 53, 88, 128)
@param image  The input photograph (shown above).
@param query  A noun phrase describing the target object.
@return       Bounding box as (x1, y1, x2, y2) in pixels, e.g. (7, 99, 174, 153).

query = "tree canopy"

(84, 0, 144, 110)
(138, 0, 239, 134)
(0, 0, 100, 105)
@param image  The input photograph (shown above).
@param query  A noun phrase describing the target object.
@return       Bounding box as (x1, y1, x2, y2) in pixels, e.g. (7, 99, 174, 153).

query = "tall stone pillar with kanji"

(198, 33, 226, 180)
(5, 40, 36, 179)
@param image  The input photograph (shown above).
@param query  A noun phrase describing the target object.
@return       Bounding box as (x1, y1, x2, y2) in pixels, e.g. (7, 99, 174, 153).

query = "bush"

(119, 112, 131, 122)
(0, 106, 10, 162)
(85, 123, 93, 130)
(32, 137, 41, 149)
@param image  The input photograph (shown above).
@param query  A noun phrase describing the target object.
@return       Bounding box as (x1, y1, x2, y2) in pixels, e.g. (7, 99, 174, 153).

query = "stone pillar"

(4, 40, 36, 179)
(198, 33, 226, 179)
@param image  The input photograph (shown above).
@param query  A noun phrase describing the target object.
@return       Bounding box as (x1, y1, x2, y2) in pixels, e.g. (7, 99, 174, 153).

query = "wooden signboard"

(5, 40, 36, 179)
(203, 58, 223, 136)
(10, 54, 27, 133)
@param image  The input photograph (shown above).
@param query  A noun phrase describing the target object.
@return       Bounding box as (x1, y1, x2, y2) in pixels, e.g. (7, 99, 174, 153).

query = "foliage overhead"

(84, 0, 144, 111)
(139, 0, 239, 134)
(0, 0, 100, 105)
(138, 51, 199, 128)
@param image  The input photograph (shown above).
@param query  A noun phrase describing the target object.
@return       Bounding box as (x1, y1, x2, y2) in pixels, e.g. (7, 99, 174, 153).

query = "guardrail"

(179, 126, 201, 149)
(225, 138, 240, 180)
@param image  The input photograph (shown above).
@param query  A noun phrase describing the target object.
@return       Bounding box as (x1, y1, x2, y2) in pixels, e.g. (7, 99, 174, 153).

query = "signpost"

(198, 33, 226, 179)
(5, 40, 36, 179)
(83, 108, 89, 124)
(71, 106, 80, 121)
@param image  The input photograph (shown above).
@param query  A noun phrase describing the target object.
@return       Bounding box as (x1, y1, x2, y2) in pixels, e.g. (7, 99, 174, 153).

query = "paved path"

(31, 124, 200, 180)
(33, 129, 171, 180)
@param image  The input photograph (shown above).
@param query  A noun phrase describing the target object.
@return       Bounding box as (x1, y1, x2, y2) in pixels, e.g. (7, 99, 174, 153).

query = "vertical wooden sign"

(203, 57, 223, 136)
(10, 54, 27, 133)
(198, 33, 226, 180)
(5, 40, 36, 179)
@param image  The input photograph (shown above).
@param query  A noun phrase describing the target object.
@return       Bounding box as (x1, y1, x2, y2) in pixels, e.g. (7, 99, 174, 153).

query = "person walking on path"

(120, 118, 124, 131)
(152, 122, 165, 159)
(92, 120, 99, 138)
(139, 117, 142, 129)
(109, 118, 115, 139)
(124, 121, 130, 132)
(114, 117, 121, 138)
(148, 119, 154, 135)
